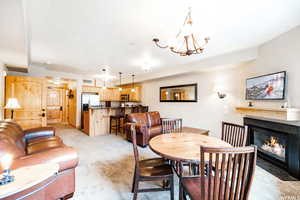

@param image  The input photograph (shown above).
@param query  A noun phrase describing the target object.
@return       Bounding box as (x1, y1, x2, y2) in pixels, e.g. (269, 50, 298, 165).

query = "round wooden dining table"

(149, 132, 232, 163)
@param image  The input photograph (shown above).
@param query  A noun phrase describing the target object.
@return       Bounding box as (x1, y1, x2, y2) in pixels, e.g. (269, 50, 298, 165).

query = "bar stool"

(109, 108, 125, 135)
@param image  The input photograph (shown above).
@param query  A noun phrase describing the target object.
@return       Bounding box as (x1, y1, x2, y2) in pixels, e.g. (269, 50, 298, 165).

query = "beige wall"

(141, 25, 300, 137)
(0, 61, 6, 120)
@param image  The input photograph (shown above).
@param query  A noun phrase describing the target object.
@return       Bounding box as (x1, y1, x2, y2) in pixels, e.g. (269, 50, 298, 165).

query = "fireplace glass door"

(253, 128, 287, 163)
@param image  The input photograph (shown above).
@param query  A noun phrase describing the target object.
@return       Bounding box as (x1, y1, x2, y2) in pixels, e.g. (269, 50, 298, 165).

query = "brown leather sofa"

(0, 120, 78, 200)
(125, 111, 182, 147)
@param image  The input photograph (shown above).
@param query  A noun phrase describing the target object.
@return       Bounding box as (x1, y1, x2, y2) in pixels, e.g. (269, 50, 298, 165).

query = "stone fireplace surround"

(244, 116, 300, 179)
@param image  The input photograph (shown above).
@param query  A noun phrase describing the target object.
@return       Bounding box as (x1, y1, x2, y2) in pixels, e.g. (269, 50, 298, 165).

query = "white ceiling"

(1, 0, 300, 81)
(0, 0, 27, 66)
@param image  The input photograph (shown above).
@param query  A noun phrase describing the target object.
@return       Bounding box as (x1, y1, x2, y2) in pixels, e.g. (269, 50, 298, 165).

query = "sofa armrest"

(125, 122, 148, 134)
(161, 118, 183, 133)
(10, 146, 78, 172)
(125, 122, 149, 141)
(24, 127, 55, 141)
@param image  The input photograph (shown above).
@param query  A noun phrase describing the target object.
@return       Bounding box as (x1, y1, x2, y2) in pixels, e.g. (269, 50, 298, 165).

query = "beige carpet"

(56, 126, 300, 200)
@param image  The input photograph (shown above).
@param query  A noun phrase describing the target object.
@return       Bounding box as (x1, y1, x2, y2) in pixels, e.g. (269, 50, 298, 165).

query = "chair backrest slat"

(200, 146, 257, 200)
(222, 122, 247, 147)
(162, 118, 182, 134)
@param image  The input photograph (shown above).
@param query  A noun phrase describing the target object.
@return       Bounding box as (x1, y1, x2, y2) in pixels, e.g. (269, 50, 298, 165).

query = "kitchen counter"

(82, 106, 141, 136)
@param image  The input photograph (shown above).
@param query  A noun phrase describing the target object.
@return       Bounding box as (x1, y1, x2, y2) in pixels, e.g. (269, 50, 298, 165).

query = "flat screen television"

(246, 71, 286, 100)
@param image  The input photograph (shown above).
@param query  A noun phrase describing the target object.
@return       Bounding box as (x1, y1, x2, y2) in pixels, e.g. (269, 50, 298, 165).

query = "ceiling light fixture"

(131, 74, 136, 92)
(102, 69, 108, 89)
(153, 7, 210, 56)
(118, 72, 123, 91)
(102, 80, 107, 90)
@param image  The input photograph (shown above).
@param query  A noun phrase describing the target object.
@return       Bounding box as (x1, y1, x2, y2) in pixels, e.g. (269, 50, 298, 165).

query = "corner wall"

(141, 25, 300, 137)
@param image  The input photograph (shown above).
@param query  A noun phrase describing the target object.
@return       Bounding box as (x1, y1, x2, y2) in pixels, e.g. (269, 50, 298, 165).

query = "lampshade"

(5, 98, 21, 109)
(0, 154, 13, 170)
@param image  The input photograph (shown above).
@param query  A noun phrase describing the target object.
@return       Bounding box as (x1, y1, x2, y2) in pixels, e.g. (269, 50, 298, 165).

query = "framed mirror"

(160, 83, 198, 102)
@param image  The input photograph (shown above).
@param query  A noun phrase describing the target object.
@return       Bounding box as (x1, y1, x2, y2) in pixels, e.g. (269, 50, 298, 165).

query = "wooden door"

(68, 89, 77, 127)
(46, 88, 63, 124)
(5, 76, 47, 129)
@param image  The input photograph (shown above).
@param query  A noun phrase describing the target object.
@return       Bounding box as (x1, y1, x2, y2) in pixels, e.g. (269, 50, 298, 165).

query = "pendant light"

(118, 72, 123, 91)
(103, 80, 107, 90)
(131, 74, 136, 92)
(102, 69, 107, 89)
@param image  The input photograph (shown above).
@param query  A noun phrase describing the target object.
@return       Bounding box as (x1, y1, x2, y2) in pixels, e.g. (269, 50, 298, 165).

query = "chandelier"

(153, 8, 210, 56)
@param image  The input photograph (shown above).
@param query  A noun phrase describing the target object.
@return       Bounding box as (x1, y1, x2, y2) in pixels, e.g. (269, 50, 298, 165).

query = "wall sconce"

(0, 154, 14, 185)
(214, 85, 227, 99)
(217, 92, 226, 99)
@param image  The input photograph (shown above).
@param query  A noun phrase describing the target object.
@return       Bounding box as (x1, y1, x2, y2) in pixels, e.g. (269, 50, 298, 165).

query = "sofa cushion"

(27, 136, 62, 146)
(149, 125, 162, 138)
(147, 111, 161, 127)
(26, 137, 65, 155)
(12, 146, 79, 172)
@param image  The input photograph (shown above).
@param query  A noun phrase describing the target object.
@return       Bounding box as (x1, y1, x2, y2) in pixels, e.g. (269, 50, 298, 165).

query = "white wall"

(0, 61, 6, 120)
(141, 25, 300, 137)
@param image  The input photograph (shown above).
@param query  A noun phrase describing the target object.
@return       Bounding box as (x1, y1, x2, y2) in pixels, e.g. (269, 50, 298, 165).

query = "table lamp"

(5, 98, 21, 119)
(0, 154, 14, 185)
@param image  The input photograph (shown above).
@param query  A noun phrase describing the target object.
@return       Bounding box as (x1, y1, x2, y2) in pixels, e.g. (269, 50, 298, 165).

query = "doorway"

(47, 87, 65, 124)
(45, 77, 77, 127)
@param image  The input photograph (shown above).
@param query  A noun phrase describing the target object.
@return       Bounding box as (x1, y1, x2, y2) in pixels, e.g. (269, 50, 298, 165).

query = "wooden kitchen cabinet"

(97, 88, 120, 101)
(120, 85, 141, 102)
(81, 85, 139, 102)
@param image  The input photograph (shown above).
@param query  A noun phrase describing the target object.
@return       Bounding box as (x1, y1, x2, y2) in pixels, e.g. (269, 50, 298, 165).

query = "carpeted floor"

(55, 125, 300, 200)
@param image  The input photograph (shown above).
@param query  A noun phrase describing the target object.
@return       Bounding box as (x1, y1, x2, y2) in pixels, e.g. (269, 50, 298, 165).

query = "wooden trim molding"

(235, 107, 287, 120)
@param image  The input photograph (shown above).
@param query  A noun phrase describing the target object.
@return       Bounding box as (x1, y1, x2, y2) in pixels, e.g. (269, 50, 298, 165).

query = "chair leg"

(109, 117, 112, 134)
(179, 183, 189, 200)
(169, 176, 174, 200)
(116, 118, 119, 135)
(133, 176, 139, 200)
(131, 169, 136, 193)
(179, 179, 184, 200)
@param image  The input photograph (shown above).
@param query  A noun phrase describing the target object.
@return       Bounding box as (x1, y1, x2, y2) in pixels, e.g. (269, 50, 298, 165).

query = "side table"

(0, 163, 59, 200)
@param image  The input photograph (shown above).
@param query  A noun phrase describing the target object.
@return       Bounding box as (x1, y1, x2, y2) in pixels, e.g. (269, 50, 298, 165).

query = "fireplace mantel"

(244, 115, 300, 179)
(236, 107, 287, 120)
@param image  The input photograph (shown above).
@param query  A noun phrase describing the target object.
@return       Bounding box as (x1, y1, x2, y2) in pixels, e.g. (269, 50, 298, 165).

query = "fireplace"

(252, 127, 287, 168)
(244, 116, 300, 179)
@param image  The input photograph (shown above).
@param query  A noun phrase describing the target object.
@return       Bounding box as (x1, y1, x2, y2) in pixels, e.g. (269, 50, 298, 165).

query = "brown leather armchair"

(0, 120, 78, 200)
(125, 111, 182, 147)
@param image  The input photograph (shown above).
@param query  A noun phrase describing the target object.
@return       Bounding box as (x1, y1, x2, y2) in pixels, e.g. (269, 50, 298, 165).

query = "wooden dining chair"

(130, 124, 174, 200)
(221, 122, 248, 147)
(162, 118, 183, 134)
(180, 146, 257, 200)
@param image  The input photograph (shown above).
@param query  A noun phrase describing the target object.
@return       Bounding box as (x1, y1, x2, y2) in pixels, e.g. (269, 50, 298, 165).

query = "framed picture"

(160, 83, 198, 102)
(246, 71, 286, 100)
